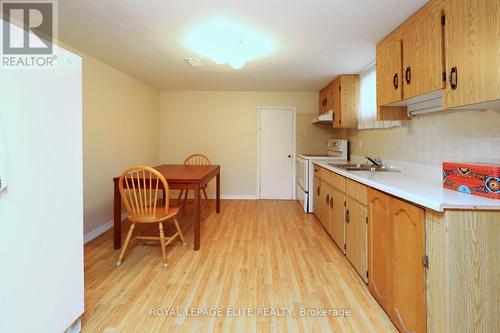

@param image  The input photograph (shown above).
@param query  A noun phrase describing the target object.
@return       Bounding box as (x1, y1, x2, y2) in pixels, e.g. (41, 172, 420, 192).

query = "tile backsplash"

(332, 109, 500, 172)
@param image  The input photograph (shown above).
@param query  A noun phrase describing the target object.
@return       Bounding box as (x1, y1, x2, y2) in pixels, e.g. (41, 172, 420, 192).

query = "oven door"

(296, 156, 309, 190)
(296, 183, 308, 212)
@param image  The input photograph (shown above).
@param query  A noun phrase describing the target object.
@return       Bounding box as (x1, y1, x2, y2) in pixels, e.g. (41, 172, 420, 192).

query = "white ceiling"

(58, 0, 427, 91)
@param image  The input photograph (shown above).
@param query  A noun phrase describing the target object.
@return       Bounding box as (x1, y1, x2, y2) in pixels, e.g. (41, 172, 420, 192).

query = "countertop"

(314, 161, 500, 212)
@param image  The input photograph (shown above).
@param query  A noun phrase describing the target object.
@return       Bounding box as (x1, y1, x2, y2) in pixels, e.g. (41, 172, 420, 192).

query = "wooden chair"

(177, 154, 211, 217)
(116, 166, 185, 268)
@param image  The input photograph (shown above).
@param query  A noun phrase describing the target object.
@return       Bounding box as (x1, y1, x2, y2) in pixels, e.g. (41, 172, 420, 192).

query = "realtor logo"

(1, 1, 58, 68)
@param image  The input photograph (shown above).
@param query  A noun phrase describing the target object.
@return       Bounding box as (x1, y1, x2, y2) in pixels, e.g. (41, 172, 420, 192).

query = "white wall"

(82, 55, 160, 236)
(158, 91, 334, 198)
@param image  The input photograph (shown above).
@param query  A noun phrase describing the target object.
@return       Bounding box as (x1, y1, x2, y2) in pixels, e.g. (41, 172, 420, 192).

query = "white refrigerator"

(0, 22, 84, 333)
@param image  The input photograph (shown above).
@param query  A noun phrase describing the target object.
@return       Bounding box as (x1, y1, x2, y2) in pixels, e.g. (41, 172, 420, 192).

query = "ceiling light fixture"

(185, 20, 275, 69)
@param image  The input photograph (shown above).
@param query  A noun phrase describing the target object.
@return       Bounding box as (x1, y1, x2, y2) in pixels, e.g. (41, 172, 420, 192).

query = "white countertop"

(314, 161, 500, 212)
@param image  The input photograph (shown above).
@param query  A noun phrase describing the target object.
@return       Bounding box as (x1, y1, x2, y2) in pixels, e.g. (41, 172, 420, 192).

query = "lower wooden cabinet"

(368, 188, 426, 333)
(368, 189, 393, 309)
(391, 198, 426, 333)
(345, 197, 368, 282)
(329, 188, 345, 253)
(320, 182, 332, 233)
(313, 173, 324, 224)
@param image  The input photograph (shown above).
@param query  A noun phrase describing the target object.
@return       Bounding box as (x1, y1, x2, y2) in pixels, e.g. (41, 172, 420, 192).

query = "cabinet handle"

(332, 112, 335, 121)
(393, 73, 399, 89)
(317, 186, 320, 195)
(449, 66, 458, 90)
(326, 194, 330, 204)
(345, 209, 350, 223)
(330, 197, 333, 208)
(405, 67, 411, 84)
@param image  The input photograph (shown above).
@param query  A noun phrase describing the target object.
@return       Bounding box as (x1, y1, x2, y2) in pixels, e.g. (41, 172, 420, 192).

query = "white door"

(259, 108, 294, 199)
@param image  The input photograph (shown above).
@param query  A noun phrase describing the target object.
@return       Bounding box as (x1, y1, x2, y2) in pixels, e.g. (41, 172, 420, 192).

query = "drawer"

(346, 179, 367, 205)
(322, 169, 345, 192)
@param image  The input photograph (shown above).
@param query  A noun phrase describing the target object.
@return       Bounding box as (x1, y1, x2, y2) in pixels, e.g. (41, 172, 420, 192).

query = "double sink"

(328, 163, 401, 173)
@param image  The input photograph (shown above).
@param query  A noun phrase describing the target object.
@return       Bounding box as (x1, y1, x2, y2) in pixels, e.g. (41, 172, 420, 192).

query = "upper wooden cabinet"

(376, 39, 403, 106)
(333, 75, 359, 129)
(443, 0, 500, 109)
(402, 4, 445, 100)
(318, 75, 359, 128)
(319, 83, 333, 115)
(376, 0, 500, 115)
(376, 1, 444, 108)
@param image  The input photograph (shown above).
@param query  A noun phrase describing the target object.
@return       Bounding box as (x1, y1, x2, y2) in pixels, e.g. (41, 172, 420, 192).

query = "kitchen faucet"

(365, 156, 385, 168)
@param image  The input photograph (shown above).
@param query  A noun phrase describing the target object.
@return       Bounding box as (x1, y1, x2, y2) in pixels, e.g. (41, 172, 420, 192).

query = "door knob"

(287, 154, 291, 158)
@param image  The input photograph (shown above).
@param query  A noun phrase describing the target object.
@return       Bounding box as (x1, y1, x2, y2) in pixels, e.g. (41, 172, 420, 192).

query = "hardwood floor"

(83, 200, 396, 332)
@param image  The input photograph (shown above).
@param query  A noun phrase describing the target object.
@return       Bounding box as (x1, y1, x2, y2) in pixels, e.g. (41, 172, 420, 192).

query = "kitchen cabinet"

(313, 171, 325, 225)
(390, 197, 426, 333)
(376, 39, 402, 107)
(367, 188, 425, 333)
(376, 0, 500, 116)
(319, 181, 332, 233)
(314, 167, 367, 281)
(443, 0, 500, 109)
(324, 170, 346, 252)
(318, 75, 359, 128)
(329, 188, 345, 253)
(331, 75, 359, 129)
(376, 0, 444, 120)
(402, 4, 444, 100)
(319, 84, 333, 114)
(368, 189, 393, 310)
(345, 196, 368, 282)
(345, 179, 368, 282)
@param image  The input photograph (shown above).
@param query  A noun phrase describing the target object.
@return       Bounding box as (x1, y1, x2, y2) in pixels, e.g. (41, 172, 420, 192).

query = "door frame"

(256, 106, 296, 200)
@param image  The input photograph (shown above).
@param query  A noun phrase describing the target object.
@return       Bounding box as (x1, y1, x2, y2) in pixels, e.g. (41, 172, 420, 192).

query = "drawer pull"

(449, 66, 458, 90)
(393, 73, 399, 89)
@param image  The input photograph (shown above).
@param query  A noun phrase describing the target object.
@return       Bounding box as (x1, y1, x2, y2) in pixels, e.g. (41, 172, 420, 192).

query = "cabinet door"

(444, 0, 500, 108)
(319, 182, 331, 233)
(331, 78, 342, 128)
(376, 39, 403, 106)
(313, 174, 323, 222)
(324, 84, 333, 113)
(345, 197, 368, 283)
(367, 189, 393, 309)
(402, 5, 444, 99)
(329, 188, 345, 253)
(318, 90, 325, 114)
(390, 198, 425, 333)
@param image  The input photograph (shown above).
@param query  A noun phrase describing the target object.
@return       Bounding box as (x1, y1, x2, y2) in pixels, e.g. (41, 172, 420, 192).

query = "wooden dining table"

(113, 164, 220, 251)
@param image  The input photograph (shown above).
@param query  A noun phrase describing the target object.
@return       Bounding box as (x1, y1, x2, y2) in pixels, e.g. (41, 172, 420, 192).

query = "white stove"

(296, 139, 348, 213)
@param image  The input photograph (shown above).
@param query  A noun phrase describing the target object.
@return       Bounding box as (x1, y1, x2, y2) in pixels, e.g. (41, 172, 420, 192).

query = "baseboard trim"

(84, 212, 127, 244)
(218, 194, 258, 200)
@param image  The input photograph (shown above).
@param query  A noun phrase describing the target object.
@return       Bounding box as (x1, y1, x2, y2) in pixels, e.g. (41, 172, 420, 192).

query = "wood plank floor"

(83, 200, 396, 332)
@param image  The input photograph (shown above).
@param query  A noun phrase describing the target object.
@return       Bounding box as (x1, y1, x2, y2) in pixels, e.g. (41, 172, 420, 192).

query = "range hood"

(388, 90, 444, 117)
(312, 110, 333, 124)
